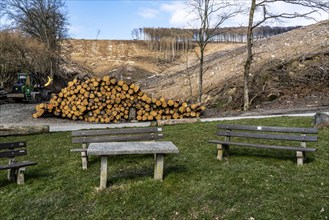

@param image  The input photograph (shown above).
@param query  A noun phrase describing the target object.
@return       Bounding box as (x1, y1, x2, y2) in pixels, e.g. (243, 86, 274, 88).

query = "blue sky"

(67, 0, 190, 40)
(65, 0, 328, 40)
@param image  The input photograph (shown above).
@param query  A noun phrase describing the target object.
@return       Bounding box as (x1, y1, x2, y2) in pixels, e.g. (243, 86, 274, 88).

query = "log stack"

(33, 76, 205, 123)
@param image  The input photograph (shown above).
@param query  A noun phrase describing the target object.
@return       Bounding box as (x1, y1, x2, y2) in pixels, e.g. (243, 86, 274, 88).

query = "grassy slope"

(0, 117, 328, 219)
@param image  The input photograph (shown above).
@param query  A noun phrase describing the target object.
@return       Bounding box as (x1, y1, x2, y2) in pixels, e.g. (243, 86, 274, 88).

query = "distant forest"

(130, 26, 301, 62)
(131, 26, 301, 51)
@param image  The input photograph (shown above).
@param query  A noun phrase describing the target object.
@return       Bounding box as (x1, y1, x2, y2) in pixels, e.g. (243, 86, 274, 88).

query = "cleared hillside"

(63, 20, 329, 112)
(63, 39, 242, 81)
(138, 20, 329, 111)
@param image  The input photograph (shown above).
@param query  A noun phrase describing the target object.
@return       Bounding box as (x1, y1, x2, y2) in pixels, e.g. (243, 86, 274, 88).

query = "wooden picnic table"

(87, 141, 179, 190)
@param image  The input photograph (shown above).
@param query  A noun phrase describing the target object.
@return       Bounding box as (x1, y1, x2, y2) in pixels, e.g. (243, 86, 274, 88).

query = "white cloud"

(160, 1, 194, 27)
(138, 8, 159, 19)
(137, 0, 327, 28)
(264, 2, 328, 26)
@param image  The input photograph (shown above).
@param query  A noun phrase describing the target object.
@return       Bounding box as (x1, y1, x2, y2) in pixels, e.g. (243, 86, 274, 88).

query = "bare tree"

(189, 0, 241, 103)
(0, 30, 51, 87)
(0, 1, 5, 16)
(131, 28, 139, 40)
(243, 0, 329, 110)
(96, 29, 101, 40)
(3, 0, 68, 80)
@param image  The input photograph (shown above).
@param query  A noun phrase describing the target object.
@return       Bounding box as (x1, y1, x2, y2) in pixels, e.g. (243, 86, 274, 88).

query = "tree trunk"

(198, 49, 204, 103)
(243, 0, 256, 111)
(0, 125, 49, 136)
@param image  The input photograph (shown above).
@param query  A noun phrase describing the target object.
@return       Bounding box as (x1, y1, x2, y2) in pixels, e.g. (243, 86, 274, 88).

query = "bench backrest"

(72, 127, 164, 144)
(216, 124, 318, 142)
(0, 142, 28, 159)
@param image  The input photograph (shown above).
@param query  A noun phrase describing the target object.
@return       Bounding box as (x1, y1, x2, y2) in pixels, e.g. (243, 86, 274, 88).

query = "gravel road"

(0, 103, 150, 131)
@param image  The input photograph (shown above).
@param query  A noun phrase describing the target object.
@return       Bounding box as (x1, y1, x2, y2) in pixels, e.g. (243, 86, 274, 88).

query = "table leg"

(154, 154, 164, 180)
(99, 156, 108, 190)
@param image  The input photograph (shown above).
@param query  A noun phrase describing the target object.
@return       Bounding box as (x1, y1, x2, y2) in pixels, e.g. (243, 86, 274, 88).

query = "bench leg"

(99, 156, 108, 190)
(17, 167, 26, 185)
(81, 143, 88, 170)
(217, 144, 229, 160)
(296, 151, 305, 166)
(81, 151, 88, 170)
(7, 158, 17, 181)
(8, 168, 17, 182)
(154, 154, 164, 180)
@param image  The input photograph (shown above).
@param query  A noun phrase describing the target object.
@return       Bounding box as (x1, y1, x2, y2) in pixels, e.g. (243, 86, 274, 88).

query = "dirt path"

(0, 103, 75, 125)
(0, 103, 151, 132)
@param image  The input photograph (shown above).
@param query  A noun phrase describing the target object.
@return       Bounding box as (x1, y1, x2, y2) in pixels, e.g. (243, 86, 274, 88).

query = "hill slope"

(138, 20, 329, 111)
(63, 39, 242, 81)
(63, 20, 329, 112)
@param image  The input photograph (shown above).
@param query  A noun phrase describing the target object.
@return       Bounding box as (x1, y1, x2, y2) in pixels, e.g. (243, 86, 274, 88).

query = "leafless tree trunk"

(189, 0, 241, 103)
(243, 0, 256, 111)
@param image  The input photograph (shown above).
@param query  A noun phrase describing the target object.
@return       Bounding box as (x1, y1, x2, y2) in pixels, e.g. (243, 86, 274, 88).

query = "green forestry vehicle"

(7, 72, 52, 103)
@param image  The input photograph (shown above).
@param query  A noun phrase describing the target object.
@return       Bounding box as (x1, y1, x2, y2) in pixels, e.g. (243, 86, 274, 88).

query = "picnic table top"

(87, 141, 179, 156)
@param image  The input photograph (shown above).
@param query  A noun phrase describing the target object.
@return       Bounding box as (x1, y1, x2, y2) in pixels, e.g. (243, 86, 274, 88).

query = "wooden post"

(17, 167, 25, 184)
(81, 143, 88, 170)
(296, 151, 304, 166)
(8, 169, 16, 182)
(217, 144, 223, 160)
(154, 154, 164, 180)
(0, 125, 49, 136)
(217, 144, 229, 160)
(223, 130, 231, 157)
(7, 158, 16, 181)
(298, 134, 307, 166)
(99, 156, 108, 190)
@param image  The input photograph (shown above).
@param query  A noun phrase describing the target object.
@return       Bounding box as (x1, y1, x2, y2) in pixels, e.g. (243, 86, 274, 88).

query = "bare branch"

(3, 0, 69, 78)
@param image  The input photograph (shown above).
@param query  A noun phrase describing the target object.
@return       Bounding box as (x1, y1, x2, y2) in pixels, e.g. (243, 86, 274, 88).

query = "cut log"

(32, 76, 206, 123)
(0, 125, 50, 136)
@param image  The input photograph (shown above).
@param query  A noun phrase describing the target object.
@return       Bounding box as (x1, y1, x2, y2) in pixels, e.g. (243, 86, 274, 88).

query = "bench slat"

(216, 131, 318, 142)
(72, 133, 164, 143)
(87, 141, 179, 155)
(70, 148, 87, 152)
(0, 141, 26, 150)
(72, 127, 162, 137)
(217, 124, 318, 134)
(0, 149, 27, 158)
(0, 161, 38, 170)
(208, 140, 317, 152)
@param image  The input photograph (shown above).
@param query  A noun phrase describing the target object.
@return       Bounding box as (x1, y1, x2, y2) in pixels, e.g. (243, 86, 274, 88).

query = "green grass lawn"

(0, 117, 328, 219)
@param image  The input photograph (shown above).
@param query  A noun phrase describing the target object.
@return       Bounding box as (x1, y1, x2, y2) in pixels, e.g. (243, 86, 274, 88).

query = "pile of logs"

(33, 76, 205, 123)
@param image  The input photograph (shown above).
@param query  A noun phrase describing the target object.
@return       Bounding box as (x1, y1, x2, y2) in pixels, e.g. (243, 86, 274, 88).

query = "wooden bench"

(87, 141, 179, 190)
(0, 142, 37, 184)
(208, 124, 318, 165)
(71, 127, 164, 169)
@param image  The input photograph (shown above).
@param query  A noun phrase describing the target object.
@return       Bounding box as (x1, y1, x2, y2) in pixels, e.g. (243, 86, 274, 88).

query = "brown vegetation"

(0, 31, 50, 87)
